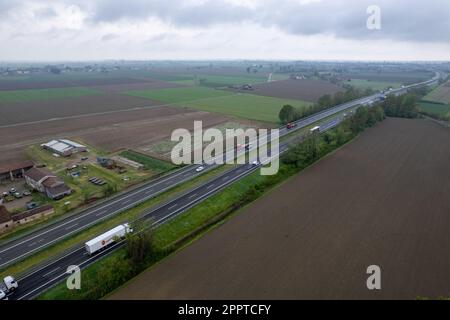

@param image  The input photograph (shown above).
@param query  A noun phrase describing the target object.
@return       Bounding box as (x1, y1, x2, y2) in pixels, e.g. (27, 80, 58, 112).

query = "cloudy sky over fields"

(1, 0, 449, 61)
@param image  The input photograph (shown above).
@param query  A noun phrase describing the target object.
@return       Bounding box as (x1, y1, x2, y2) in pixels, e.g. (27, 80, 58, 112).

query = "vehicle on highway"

(0, 276, 18, 299)
(310, 126, 321, 134)
(252, 160, 260, 166)
(286, 123, 297, 129)
(85, 224, 132, 255)
(196, 166, 205, 172)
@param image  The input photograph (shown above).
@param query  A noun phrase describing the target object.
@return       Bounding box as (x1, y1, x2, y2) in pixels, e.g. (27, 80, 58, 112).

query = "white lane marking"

(206, 184, 214, 189)
(65, 223, 79, 230)
(28, 242, 36, 247)
(95, 211, 107, 217)
(189, 193, 197, 199)
(168, 204, 178, 210)
(42, 267, 60, 278)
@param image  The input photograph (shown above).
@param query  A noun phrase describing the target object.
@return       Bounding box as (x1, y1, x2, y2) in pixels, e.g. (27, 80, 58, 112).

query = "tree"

(125, 219, 155, 267)
(349, 107, 369, 133)
(279, 104, 297, 124)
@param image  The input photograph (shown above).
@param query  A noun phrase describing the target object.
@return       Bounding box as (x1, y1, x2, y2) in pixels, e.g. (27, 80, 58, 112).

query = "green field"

(187, 93, 311, 123)
(194, 74, 269, 88)
(345, 79, 400, 91)
(418, 101, 450, 117)
(125, 86, 233, 104)
(120, 150, 177, 174)
(423, 81, 450, 104)
(0, 87, 101, 103)
(126, 86, 311, 123)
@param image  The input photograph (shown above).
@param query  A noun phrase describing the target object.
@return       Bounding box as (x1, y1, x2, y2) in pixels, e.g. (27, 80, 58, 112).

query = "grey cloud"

(2, 0, 450, 44)
(101, 33, 119, 42)
(91, 0, 251, 26)
(87, 0, 450, 43)
(0, 0, 22, 17)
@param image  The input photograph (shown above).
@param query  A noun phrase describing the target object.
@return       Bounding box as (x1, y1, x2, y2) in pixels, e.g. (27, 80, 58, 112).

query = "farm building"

(41, 139, 87, 157)
(0, 205, 55, 233)
(24, 167, 72, 200)
(12, 204, 55, 226)
(0, 160, 34, 183)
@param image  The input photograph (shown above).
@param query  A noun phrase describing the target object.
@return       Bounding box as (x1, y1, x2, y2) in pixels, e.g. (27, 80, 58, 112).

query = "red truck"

(286, 123, 297, 129)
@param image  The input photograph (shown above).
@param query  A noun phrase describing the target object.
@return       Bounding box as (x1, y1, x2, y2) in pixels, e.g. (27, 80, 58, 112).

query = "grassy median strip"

(0, 164, 233, 280)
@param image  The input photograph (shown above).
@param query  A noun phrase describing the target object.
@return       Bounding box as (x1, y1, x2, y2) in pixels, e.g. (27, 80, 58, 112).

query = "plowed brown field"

(244, 79, 343, 102)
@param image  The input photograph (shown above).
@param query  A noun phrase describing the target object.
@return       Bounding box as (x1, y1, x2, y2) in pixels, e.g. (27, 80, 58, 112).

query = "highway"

(1, 72, 440, 300)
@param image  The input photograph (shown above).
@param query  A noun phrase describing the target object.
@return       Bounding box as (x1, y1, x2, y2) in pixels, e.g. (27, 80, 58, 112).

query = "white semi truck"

(0, 276, 18, 300)
(310, 126, 321, 134)
(84, 224, 132, 255)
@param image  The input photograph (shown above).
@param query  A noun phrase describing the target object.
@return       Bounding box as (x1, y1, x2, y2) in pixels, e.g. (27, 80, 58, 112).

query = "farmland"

(0, 94, 163, 126)
(423, 81, 450, 104)
(0, 106, 231, 163)
(109, 118, 450, 300)
(187, 93, 310, 123)
(0, 87, 101, 103)
(418, 101, 450, 118)
(126, 86, 311, 123)
(238, 79, 343, 102)
(344, 79, 400, 91)
(125, 86, 233, 104)
(341, 70, 433, 84)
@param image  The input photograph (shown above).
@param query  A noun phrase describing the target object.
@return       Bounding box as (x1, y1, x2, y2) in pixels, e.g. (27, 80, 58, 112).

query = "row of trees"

(382, 94, 419, 118)
(283, 106, 385, 169)
(279, 87, 373, 124)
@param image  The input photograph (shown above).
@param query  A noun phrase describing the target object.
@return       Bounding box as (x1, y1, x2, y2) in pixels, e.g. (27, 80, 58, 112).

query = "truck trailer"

(310, 126, 321, 134)
(84, 224, 132, 255)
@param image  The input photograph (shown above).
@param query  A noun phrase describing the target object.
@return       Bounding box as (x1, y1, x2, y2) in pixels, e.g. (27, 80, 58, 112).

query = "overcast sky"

(1, 0, 449, 61)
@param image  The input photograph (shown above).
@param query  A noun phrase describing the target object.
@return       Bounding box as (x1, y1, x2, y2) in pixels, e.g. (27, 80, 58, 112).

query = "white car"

(0, 290, 7, 300)
(252, 161, 260, 166)
(196, 166, 205, 172)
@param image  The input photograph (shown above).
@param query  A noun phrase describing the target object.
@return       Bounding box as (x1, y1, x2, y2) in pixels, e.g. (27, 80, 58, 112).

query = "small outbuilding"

(41, 139, 87, 157)
(24, 167, 72, 200)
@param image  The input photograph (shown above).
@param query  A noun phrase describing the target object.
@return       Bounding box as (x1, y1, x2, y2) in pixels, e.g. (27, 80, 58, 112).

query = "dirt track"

(109, 118, 450, 300)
